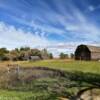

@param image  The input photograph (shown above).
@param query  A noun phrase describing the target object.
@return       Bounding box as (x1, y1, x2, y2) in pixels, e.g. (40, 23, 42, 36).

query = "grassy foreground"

(20, 59, 100, 74)
(0, 60, 100, 100)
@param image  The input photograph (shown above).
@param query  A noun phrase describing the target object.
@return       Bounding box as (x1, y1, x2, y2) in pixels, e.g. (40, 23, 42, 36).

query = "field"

(20, 60, 100, 74)
(0, 60, 100, 100)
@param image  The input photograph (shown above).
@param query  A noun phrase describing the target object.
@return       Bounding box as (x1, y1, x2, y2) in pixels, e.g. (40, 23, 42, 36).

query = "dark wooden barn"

(75, 44, 100, 60)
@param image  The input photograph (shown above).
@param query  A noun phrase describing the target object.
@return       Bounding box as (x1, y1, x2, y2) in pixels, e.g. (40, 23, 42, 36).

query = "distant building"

(30, 56, 41, 61)
(21, 56, 41, 61)
(22, 56, 29, 61)
(75, 44, 100, 60)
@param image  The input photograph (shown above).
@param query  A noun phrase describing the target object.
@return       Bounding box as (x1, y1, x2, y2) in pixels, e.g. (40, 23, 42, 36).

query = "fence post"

(16, 64, 20, 80)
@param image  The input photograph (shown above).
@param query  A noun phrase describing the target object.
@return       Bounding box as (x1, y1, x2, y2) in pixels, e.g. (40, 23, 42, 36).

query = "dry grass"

(0, 60, 100, 100)
(0, 59, 100, 74)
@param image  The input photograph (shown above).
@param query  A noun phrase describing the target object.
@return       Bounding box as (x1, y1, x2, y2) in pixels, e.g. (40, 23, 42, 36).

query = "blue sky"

(0, 0, 100, 56)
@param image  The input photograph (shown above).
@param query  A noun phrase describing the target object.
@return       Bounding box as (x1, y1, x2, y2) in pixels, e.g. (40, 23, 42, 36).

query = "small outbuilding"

(75, 44, 100, 60)
(30, 56, 41, 61)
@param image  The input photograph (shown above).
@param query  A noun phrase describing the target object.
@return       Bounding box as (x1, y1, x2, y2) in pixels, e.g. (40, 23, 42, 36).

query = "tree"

(59, 53, 65, 59)
(18, 47, 31, 60)
(70, 53, 74, 59)
(64, 54, 69, 59)
(20, 47, 30, 51)
(9, 50, 19, 61)
(0, 47, 53, 61)
(0, 48, 9, 61)
(41, 49, 49, 59)
(15, 48, 19, 52)
(59, 53, 68, 59)
(0, 48, 9, 54)
(31, 49, 41, 57)
(48, 53, 53, 59)
(18, 51, 26, 60)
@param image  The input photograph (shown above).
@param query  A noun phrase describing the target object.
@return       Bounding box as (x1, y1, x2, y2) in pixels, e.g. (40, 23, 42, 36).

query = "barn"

(75, 44, 100, 60)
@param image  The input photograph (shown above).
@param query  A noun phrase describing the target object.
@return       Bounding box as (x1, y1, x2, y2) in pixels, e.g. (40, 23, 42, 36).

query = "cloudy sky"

(0, 0, 100, 56)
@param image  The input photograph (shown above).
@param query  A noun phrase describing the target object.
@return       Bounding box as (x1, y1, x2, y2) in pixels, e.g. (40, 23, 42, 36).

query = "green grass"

(0, 60, 100, 100)
(20, 60, 100, 74)
(0, 90, 34, 100)
(0, 89, 52, 100)
(0, 77, 66, 100)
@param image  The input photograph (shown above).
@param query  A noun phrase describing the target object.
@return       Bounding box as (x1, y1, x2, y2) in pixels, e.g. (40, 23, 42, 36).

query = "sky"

(0, 0, 100, 56)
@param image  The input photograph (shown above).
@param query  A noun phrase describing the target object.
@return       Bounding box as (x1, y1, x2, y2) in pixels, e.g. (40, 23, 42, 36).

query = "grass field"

(0, 59, 100, 74)
(19, 59, 100, 74)
(0, 60, 100, 100)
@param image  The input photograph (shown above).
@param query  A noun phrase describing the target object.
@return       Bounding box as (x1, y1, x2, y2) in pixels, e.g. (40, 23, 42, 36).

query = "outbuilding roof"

(86, 45, 100, 53)
(79, 44, 100, 53)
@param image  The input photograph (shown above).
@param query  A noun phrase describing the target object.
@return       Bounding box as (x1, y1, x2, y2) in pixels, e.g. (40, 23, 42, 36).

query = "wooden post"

(7, 64, 10, 74)
(7, 64, 10, 88)
(16, 64, 20, 80)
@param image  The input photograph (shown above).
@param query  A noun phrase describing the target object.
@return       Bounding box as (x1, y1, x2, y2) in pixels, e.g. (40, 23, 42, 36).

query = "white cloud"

(30, 21, 65, 36)
(88, 5, 100, 12)
(88, 6, 95, 11)
(0, 21, 51, 49)
(1, 0, 99, 43)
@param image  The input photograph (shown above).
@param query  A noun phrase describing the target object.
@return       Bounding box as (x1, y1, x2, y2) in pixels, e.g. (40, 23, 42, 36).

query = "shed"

(30, 56, 41, 61)
(75, 44, 100, 60)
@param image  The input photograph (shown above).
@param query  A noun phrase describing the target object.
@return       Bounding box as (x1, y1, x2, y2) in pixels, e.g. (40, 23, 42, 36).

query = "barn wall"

(91, 52, 100, 60)
(75, 45, 91, 60)
(75, 44, 100, 61)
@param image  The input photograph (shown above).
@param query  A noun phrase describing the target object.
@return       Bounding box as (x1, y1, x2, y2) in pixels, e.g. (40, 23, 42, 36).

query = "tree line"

(59, 52, 74, 59)
(0, 47, 74, 61)
(0, 47, 53, 61)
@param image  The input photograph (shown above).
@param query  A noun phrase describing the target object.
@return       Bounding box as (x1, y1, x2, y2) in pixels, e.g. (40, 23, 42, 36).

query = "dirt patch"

(80, 88, 100, 100)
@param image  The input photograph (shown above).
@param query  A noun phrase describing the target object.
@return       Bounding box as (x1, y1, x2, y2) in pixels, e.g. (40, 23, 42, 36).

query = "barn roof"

(85, 45, 100, 53)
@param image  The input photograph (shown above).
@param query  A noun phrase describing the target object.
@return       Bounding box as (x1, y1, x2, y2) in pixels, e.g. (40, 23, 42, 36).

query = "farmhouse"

(75, 44, 100, 60)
